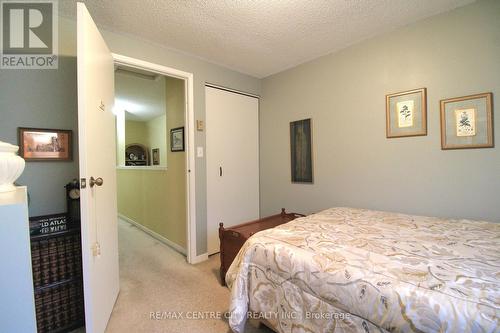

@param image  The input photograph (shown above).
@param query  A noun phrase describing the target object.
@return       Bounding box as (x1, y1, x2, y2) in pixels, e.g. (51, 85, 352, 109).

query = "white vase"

(0, 141, 26, 193)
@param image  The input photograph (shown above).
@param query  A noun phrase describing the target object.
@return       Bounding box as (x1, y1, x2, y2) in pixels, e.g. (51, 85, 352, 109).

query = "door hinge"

(91, 242, 101, 257)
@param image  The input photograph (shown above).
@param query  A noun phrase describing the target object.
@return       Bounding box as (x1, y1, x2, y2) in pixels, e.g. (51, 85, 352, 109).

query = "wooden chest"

(218, 208, 305, 285)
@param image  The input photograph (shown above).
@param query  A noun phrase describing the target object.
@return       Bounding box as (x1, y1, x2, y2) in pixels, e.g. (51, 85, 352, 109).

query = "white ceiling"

(114, 69, 166, 122)
(60, 0, 474, 78)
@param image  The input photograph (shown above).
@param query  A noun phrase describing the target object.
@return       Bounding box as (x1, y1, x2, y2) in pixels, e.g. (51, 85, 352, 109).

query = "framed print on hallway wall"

(290, 118, 313, 183)
(18, 127, 72, 161)
(152, 148, 160, 165)
(386, 88, 427, 138)
(170, 127, 185, 152)
(440, 92, 493, 149)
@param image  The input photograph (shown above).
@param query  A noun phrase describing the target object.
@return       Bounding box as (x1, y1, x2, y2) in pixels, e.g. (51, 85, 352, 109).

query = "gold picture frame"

(440, 92, 493, 150)
(386, 88, 427, 138)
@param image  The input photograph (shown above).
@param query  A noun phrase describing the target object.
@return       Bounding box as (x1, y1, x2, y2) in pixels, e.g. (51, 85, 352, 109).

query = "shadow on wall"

(0, 56, 79, 217)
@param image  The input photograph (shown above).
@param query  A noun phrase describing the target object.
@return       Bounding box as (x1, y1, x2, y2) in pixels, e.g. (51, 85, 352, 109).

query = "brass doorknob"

(89, 177, 103, 188)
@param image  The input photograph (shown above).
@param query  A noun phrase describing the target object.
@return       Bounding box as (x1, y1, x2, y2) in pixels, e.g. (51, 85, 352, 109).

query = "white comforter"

(226, 207, 500, 333)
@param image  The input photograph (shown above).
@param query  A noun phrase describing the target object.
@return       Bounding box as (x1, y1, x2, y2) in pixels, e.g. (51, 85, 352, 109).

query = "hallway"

(103, 219, 271, 333)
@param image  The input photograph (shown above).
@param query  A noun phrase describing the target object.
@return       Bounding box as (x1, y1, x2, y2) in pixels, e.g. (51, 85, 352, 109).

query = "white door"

(206, 86, 260, 255)
(77, 3, 119, 333)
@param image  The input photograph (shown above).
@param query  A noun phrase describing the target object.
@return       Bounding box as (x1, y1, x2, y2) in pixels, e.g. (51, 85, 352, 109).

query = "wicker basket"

(30, 220, 85, 333)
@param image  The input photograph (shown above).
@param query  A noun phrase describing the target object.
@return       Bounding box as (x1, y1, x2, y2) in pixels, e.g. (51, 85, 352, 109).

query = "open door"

(77, 3, 119, 333)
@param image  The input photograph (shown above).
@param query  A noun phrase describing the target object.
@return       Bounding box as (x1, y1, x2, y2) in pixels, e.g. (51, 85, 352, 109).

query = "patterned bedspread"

(226, 207, 500, 333)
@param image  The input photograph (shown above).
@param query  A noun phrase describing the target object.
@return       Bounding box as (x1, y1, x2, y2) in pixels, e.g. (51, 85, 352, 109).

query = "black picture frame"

(290, 118, 313, 183)
(170, 127, 185, 152)
(152, 148, 160, 165)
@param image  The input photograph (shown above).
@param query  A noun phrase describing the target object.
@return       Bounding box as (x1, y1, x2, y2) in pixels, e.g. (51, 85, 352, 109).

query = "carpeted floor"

(99, 219, 272, 333)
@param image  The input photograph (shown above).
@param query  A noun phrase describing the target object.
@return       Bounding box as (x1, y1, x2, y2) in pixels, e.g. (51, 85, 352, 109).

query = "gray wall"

(94, 21, 261, 256)
(2, 16, 260, 255)
(3, 0, 497, 256)
(0, 16, 78, 217)
(260, 0, 500, 222)
(0, 58, 78, 217)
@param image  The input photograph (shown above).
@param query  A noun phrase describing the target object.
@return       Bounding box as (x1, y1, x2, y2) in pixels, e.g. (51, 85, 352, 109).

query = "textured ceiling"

(60, 0, 474, 78)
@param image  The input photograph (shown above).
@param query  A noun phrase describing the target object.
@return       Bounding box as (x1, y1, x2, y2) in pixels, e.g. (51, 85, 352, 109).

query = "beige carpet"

(99, 219, 272, 333)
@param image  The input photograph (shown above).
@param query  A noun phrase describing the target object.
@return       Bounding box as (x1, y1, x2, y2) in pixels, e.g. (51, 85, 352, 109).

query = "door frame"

(112, 53, 198, 264)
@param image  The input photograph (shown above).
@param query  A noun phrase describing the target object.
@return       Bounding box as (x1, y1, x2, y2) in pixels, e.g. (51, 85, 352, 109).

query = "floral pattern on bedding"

(226, 207, 500, 333)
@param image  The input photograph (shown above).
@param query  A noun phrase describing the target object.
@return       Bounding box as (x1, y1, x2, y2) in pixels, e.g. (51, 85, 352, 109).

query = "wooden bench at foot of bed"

(218, 208, 305, 286)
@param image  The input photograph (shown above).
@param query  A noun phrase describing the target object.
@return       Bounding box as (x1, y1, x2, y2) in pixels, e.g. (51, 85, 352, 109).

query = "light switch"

(197, 146, 204, 158)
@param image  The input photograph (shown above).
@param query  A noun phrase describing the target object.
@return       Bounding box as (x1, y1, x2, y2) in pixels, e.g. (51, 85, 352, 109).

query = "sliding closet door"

(206, 86, 260, 255)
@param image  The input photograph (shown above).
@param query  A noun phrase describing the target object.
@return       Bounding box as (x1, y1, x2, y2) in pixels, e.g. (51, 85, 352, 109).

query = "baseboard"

(190, 253, 209, 264)
(118, 214, 187, 256)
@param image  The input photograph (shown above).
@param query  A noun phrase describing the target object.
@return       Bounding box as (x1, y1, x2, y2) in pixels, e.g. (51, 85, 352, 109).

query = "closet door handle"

(219, 166, 223, 177)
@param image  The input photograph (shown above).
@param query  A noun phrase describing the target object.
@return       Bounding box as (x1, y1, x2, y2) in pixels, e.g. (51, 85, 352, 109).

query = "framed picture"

(290, 118, 313, 183)
(18, 127, 72, 161)
(386, 88, 427, 138)
(170, 127, 185, 152)
(152, 148, 160, 165)
(440, 92, 493, 149)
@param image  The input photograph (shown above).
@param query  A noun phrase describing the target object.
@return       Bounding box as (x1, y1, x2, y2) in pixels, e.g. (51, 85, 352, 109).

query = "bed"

(225, 207, 500, 333)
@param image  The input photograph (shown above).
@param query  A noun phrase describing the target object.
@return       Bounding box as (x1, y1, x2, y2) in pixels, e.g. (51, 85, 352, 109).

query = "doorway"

(114, 64, 189, 256)
(112, 54, 197, 263)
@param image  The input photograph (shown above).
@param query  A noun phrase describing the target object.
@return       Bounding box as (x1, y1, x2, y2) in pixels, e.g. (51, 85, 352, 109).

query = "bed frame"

(218, 208, 305, 285)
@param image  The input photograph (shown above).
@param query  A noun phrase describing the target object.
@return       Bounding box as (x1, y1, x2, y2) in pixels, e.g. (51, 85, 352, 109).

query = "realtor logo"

(1, 0, 58, 69)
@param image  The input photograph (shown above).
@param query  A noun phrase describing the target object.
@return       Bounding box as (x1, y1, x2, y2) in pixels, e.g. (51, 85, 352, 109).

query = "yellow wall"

(125, 119, 148, 146)
(124, 115, 167, 167)
(146, 114, 167, 166)
(118, 76, 186, 249)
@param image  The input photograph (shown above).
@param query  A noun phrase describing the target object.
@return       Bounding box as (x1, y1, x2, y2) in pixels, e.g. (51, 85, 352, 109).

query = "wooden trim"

(220, 208, 304, 230)
(440, 98, 447, 149)
(385, 88, 427, 138)
(440, 92, 493, 150)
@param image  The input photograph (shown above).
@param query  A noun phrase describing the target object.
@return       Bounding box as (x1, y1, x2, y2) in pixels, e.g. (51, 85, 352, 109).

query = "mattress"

(226, 207, 500, 333)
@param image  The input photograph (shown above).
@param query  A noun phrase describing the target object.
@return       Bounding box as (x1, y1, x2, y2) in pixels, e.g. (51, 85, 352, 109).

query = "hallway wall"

(117, 77, 187, 249)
